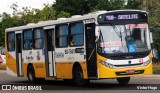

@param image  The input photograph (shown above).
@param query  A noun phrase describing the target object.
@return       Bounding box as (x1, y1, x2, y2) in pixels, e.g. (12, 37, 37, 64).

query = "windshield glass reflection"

(98, 24, 150, 54)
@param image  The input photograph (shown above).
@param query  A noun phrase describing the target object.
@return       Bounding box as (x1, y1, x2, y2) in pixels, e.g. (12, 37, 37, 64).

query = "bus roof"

(5, 10, 147, 32)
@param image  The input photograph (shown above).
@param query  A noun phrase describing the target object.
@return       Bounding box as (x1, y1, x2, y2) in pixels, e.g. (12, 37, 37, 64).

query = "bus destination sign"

(105, 13, 147, 21)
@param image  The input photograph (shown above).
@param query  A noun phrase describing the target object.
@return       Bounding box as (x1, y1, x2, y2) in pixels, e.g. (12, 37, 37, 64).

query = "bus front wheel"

(74, 66, 89, 85)
(117, 77, 130, 85)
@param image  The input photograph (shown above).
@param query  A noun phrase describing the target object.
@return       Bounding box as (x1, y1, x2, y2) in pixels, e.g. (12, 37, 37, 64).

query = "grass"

(152, 62, 160, 74)
(0, 63, 6, 70)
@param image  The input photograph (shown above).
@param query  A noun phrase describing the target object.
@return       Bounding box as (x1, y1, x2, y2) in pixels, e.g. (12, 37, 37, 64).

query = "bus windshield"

(98, 23, 151, 54)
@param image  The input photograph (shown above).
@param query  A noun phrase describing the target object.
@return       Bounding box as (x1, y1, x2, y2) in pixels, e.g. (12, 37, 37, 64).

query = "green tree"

(148, 0, 160, 59)
(95, 0, 125, 11)
(125, 0, 141, 9)
(0, 12, 16, 46)
(54, 0, 126, 15)
(54, 0, 92, 15)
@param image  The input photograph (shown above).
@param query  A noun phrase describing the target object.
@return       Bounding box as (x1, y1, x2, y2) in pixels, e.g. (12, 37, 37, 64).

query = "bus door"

(85, 23, 98, 79)
(15, 32, 23, 76)
(44, 26, 55, 77)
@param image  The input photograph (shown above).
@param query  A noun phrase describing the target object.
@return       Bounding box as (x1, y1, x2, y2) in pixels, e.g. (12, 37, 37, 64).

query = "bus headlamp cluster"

(143, 59, 151, 66)
(100, 61, 114, 68)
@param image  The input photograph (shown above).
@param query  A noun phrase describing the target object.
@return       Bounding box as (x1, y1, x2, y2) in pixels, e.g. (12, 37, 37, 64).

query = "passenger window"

(56, 24, 68, 47)
(7, 32, 15, 51)
(23, 29, 32, 50)
(70, 22, 84, 46)
(33, 28, 44, 49)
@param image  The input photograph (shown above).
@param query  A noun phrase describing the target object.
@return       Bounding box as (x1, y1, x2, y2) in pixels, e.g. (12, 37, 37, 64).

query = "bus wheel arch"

(72, 62, 81, 76)
(72, 62, 89, 85)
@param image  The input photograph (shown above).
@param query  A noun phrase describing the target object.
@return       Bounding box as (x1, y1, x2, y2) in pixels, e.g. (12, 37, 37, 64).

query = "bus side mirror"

(150, 32, 153, 44)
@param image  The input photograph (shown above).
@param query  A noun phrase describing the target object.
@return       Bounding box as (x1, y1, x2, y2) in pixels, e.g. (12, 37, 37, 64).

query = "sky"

(0, 0, 55, 15)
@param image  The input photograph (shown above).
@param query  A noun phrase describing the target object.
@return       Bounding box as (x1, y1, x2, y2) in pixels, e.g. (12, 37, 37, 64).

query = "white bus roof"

(5, 10, 147, 32)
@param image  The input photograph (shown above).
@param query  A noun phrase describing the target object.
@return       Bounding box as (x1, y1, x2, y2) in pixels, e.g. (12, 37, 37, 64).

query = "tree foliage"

(0, 12, 22, 46)
(147, 0, 160, 58)
(125, 0, 141, 9)
(95, 0, 125, 11)
(54, 0, 91, 15)
(54, 0, 126, 15)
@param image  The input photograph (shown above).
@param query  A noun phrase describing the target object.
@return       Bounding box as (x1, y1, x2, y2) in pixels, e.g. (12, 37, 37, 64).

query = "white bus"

(5, 10, 153, 84)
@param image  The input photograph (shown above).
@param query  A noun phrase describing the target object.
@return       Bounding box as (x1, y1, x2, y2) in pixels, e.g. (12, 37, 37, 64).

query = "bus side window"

(70, 22, 84, 46)
(7, 32, 15, 51)
(56, 24, 68, 47)
(33, 28, 44, 49)
(23, 29, 32, 50)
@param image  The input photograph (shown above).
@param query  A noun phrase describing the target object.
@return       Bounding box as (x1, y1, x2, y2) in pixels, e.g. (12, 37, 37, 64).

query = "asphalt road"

(0, 70, 160, 93)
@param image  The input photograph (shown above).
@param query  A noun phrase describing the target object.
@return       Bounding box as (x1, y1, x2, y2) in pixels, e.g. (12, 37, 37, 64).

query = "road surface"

(0, 70, 160, 93)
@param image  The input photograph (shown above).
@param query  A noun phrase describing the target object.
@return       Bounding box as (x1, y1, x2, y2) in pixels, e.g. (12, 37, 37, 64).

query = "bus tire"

(117, 77, 130, 85)
(27, 65, 37, 84)
(74, 66, 89, 85)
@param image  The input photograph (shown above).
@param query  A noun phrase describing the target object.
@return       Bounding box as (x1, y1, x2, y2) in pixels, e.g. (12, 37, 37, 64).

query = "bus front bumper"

(98, 61, 152, 79)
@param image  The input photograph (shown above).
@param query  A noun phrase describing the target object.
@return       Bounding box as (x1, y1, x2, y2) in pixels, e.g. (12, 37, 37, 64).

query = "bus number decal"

(65, 49, 75, 54)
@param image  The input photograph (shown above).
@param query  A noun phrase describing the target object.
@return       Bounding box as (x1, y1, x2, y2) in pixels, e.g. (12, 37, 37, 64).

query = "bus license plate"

(126, 70, 135, 74)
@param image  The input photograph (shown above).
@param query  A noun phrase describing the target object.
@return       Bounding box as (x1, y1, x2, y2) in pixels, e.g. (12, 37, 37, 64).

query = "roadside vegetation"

(153, 62, 160, 74)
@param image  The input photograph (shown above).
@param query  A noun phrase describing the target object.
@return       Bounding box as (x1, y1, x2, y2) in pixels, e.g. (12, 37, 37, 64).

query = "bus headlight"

(143, 59, 151, 66)
(100, 62, 114, 68)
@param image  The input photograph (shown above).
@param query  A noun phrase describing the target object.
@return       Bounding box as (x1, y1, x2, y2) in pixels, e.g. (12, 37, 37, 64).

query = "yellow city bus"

(5, 10, 153, 85)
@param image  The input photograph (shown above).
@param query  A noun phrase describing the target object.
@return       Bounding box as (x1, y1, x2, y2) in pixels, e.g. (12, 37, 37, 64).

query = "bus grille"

(109, 54, 147, 60)
(114, 63, 143, 67)
(115, 70, 144, 76)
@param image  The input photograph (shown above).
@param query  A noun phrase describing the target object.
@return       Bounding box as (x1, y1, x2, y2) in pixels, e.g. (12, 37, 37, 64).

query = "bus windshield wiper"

(112, 25, 122, 37)
(99, 29, 104, 43)
(111, 24, 123, 46)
